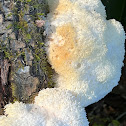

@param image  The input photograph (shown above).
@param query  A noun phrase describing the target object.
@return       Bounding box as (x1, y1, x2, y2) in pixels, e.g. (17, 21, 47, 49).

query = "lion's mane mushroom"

(35, 88, 89, 126)
(46, 0, 125, 107)
(0, 0, 125, 126)
(0, 88, 89, 126)
(0, 102, 48, 126)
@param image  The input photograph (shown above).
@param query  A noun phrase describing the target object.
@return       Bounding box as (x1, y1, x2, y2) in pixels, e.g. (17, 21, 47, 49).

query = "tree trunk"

(0, 0, 54, 115)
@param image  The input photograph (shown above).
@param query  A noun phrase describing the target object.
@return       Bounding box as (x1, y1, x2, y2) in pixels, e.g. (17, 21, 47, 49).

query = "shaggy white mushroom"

(0, 102, 47, 126)
(0, 0, 125, 125)
(46, 0, 125, 107)
(35, 88, 89, 126)
(0, 88, 89, 126)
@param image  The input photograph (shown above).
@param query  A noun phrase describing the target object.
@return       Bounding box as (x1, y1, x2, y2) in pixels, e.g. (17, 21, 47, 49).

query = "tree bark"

(0, 53, 11, 114)
(0, 0, 54, 114)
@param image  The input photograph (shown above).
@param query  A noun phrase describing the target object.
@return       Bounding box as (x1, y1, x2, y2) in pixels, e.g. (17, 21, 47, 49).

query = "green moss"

(11, 82, 18, 102)
(0, 0, 55, 103)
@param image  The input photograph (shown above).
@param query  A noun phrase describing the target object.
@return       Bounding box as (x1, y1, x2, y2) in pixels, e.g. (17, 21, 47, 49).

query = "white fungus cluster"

(35, 88, 89, 126)
(0, 0, 125, 126)
(0, 88, 89, 126)
(46, 0, 125, 107)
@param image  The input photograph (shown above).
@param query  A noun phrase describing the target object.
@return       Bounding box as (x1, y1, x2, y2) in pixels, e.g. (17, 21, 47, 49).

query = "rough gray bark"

(0, 0, 54, 114)
(0, 53, 11, 114)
